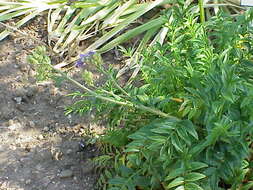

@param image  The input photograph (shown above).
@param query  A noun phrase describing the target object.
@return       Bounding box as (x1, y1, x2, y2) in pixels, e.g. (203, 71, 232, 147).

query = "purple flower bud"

(75, 51, 95, 68)
(80, 51, 95, 58)
(75, 59, 85, 68)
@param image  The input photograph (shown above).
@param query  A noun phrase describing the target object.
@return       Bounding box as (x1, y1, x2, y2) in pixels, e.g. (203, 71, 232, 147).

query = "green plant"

(28, 4, 253, 190)
(93, 6, 253, 190)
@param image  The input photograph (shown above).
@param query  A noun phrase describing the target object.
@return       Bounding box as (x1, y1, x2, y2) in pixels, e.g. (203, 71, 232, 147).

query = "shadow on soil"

(0, 39, 98, 190)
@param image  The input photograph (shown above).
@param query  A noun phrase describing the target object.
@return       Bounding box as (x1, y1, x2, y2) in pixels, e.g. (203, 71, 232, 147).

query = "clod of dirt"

(81, 161, 94, 174)
(59, 169, 73, 178)
(25, 86, 38, 97)
(0, 107, 14, 120)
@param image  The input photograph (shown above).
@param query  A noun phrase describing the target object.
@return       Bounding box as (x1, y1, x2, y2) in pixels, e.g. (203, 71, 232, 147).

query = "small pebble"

(67, 115, 72, 123)
(25, 179, 31, 185)
(8, 119, 14, 126)
(38, 135, 44, 140)
(66, 149, 72, 155)
(43, 126, 49, 132)
(29, 121, 35, 128)
(59, 169, 73, 178)
(14, 97, 22, 104)
(19, 63, 28, 72)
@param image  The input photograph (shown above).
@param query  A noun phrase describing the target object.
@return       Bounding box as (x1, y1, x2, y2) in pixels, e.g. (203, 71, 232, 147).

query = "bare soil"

(0, 19, 104, 190)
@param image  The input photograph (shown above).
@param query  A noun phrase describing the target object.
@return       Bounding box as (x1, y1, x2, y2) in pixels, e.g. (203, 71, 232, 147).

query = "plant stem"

(199, 0, 205, 23)
(51, 65, 178, 119)
(136, 104, 179, 120)
(97, 65, 130, 97)
(53, 67, 130, 106)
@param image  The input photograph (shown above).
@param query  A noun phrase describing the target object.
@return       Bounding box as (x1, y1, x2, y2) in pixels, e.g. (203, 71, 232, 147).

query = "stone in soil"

(13, 97, 22, 104)
(59, 169, 73, 178)
(8, 120, 22, 131)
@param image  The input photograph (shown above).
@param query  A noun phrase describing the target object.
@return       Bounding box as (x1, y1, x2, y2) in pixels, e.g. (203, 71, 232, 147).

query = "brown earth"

(0, 18, 110, 190)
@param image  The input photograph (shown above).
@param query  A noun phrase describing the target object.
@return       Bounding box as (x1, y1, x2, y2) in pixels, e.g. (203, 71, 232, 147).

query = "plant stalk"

(51, 65, 177, 119)
(199, 0, 205, 23)
(53, 67, 130, 106)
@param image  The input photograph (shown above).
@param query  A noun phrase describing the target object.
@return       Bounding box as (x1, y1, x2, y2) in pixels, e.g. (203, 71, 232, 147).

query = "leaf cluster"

(94, 6, 253, 190)
(27, 46, 54, 81)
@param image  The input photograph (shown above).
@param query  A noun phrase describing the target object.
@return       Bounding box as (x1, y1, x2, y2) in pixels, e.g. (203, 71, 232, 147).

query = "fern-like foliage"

(93, 6, 253, 190)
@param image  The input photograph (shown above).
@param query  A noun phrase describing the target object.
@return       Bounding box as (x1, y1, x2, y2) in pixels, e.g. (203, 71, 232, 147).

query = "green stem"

(51, 65, 177, 119)
(53, 67, 130, 106)
(98, 65, 130, 97)
(136, 104, 179, 120)
(199, 0, 205, 23)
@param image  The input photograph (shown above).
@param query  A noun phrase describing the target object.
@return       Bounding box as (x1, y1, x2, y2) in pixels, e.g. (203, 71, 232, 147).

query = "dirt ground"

(0, 19, 107, 190)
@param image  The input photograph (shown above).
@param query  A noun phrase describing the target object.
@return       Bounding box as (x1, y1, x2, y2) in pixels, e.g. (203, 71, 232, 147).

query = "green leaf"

(241, 97, 251, 108)
(184, 172, 206, 182)
(108, 187, 121, 190)
(108, 177, 125, 185)
(185, 183, 203, 190)
(149, 141, 167, 150)
(137, 94, 150, 103)
(119, 166, 134, 177)
(175, 186, 185, 190)
(188, 108, 197, 119)
(171, 134, 183, 152)
(165, 168, 184, 181)
(167, 177, 184, 189)
(108, 187, 120, 190)
(149, 135, 167, 143)
(105, 169, 112, 178)
(124, 147, 140, 153)
(151, 125, 174, 134)
(241, 182, 253, 190)
(102, 0, 137, 28)
(99, 16, 166, 53)
(128, 133, 147, 140)
(182, 106, 191, 117)
(181, 120, 198, 140)
(189, 162, 208, 171)
(134, 176, 150, 187)
(176, 127, 191, 146)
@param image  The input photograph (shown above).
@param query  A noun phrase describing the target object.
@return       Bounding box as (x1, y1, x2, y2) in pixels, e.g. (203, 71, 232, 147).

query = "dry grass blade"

(84, 0, 170, 53)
